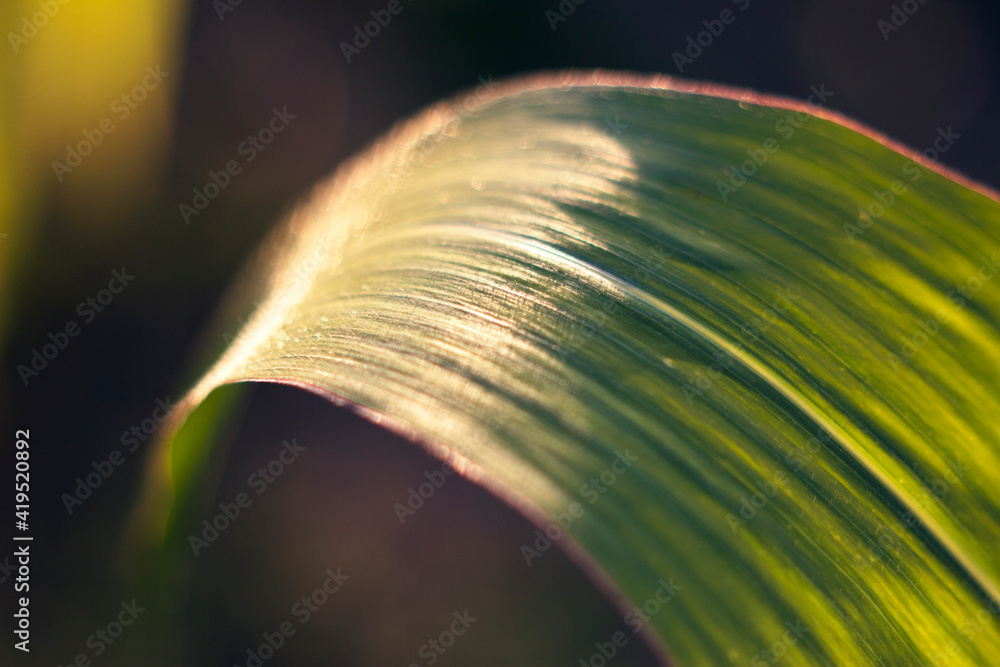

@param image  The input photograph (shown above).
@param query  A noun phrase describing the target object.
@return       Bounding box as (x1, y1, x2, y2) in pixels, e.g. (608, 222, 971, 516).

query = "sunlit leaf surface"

(135, 72, 1000, 666)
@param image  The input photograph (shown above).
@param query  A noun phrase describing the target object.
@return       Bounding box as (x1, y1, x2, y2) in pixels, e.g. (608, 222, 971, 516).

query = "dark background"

(2, 0, 999, 664)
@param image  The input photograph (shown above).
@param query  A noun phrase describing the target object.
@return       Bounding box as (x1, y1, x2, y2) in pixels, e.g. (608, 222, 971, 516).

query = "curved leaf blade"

(135, 72, 1000, 666)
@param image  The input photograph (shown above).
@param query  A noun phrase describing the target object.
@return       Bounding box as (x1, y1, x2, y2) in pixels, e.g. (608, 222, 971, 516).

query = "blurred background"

(2, 0, 999, 664)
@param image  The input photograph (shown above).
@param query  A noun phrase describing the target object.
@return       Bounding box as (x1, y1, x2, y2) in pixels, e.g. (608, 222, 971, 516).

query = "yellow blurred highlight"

(0, 0, 189, 353)
(14, 0, 188, 223)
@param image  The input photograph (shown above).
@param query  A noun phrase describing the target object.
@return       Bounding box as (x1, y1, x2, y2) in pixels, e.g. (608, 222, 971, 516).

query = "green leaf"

(132, 72, 1000, 665)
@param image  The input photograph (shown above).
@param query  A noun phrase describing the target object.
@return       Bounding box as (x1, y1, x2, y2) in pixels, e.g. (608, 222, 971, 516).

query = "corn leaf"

(133, 72, 1000, 666)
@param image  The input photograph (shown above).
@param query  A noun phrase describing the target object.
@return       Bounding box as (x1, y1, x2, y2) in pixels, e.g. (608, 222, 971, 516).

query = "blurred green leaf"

(135, 72, 1000, 665)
